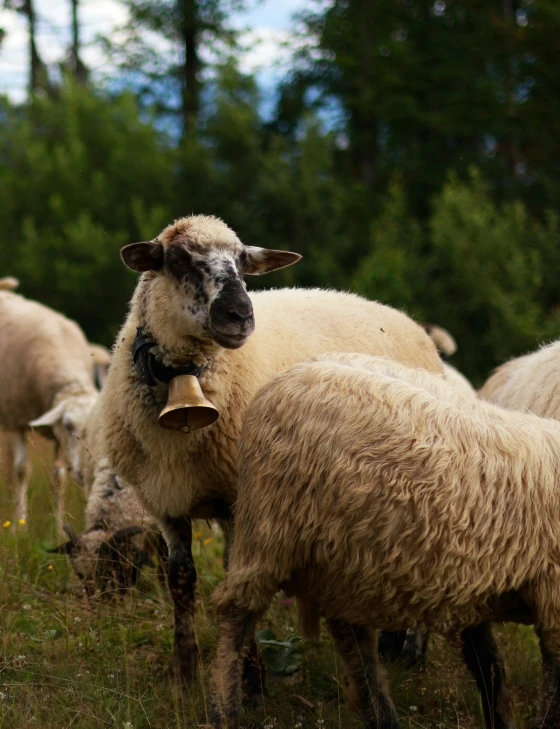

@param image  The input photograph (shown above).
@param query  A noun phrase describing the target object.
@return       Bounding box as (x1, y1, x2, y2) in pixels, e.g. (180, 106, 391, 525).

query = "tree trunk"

(23, 0, 42, 93)
(69, 0, 88, 83)
(179, 0, 201, 134)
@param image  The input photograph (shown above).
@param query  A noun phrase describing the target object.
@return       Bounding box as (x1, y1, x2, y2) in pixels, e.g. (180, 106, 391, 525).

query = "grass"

(0, 434, 544, 728)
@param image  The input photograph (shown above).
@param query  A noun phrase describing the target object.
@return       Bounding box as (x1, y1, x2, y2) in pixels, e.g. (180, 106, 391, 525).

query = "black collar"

(132, 328, 206, 386)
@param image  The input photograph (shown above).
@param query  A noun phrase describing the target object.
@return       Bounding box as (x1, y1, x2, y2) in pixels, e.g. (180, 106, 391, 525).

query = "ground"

(0, 435, 542, 729)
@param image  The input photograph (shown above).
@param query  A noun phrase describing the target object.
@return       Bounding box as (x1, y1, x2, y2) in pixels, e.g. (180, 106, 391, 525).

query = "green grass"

(0, 435, 543, 728)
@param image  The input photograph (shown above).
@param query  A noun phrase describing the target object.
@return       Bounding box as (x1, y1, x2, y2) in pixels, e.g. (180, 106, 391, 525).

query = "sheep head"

(48, 524, 149, 597)
(29, 392, 99, 485)
(121, 215, 301, 351)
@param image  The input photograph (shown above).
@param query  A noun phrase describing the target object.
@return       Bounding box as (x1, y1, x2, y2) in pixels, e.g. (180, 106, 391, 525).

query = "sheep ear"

(29, 401, 67, 429)
(244, 246, 302, 275)
(46, 524, 83, 554)
(121, 241, 164, 272)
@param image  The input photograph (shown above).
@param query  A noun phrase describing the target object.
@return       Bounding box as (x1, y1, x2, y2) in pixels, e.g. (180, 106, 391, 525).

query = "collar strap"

(132, 328, 206, 386)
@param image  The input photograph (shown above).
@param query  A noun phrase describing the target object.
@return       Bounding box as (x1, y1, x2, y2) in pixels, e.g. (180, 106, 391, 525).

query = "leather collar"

(132, 328, 206, 386)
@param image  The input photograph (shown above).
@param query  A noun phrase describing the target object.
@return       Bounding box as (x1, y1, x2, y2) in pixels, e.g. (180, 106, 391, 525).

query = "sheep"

(0, 287, 98, 533)
(49, 394, 159, 596)
(478, 340, 560, 415)
(89, 343, 111, 389)
(209, 352, 560, 729)
(102, 213, 444, 686)
(0, 278, 109, 390)
(442, 361, 476, 397)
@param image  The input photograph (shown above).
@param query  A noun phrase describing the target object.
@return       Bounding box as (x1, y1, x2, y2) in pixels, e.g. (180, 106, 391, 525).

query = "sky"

(0, 0, 309, 104)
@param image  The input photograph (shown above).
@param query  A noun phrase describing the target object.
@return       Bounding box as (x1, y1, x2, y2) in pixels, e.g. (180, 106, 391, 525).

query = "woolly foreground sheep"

(210, 353, 560, 729)
(50, 394, 158, 596)
(0, 283, 98, 533)
(102, 214, 443, 686)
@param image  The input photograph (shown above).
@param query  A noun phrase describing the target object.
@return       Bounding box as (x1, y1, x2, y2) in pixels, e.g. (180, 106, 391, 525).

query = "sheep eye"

(64, 421, 75, 433)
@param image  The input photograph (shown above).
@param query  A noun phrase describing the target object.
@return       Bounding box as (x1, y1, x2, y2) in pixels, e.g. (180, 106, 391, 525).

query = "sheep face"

(29, 393, 98, 484)
(49, 525, 149, 597)
(121, 215, 301, 350)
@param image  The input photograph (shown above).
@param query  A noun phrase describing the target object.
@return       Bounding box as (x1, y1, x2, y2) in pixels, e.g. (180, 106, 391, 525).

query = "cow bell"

(158, 374, 219, 432)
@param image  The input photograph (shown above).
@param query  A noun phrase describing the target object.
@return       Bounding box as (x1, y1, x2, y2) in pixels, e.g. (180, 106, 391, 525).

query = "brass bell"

(158, 374, 219, 432)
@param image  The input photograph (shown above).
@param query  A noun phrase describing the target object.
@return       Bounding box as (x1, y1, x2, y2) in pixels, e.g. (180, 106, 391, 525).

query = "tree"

(67, 0, 88, 84)
(0, 82, 177, 344)
(104, 0, 248, 135)
(3, 0, 54, 96)
(280, 0, 560, 216)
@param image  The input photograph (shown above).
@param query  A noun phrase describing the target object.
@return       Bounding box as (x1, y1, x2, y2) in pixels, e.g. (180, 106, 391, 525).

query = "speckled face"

(121, 215, 302, 349)
(165, 243, 255, 349)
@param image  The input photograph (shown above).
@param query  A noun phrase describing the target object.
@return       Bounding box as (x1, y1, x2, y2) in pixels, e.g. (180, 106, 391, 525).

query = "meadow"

(0, 436, 543, 729)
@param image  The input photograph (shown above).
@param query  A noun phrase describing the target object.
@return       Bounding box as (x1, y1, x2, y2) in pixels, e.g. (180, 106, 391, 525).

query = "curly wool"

(220, 353, 560, 640)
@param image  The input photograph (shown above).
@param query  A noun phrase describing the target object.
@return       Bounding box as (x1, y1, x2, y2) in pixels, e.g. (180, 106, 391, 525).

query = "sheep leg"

(327, 619, 400, 729)
(51, 448, 68, 538)
(461, 622, 514, 729)
(6, 431, 31, 524)
(209, 601, 260, 729)
(161, 515, 200, 683)
(535, 629, 560, 728)
(216, 516, 266, 702)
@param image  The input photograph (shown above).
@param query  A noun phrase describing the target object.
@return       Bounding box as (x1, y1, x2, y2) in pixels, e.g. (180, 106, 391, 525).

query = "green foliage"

(349, 169, 560, 382)
(0, 82, 175, 344)
(352, 180, 428, 318)
(287, 0, 560, 214)
(256, 627, 304, 676)
(427, 170, 546, 376)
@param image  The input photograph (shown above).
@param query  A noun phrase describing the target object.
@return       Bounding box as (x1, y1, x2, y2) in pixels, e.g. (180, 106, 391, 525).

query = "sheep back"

(0, 291, 95, 430)
(104, 288, 443, 521)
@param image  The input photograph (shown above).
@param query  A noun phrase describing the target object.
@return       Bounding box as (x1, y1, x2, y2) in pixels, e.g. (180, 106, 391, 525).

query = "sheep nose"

(226, 308, 253, 324)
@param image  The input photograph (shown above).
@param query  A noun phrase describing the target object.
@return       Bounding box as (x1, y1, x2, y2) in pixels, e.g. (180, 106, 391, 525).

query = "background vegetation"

(1, 0, 560, 382)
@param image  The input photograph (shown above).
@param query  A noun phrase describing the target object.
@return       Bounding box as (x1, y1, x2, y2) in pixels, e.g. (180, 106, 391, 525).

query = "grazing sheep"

(89, 343, 111, 389)
(103, 214, 444, 685)
(210, 353, 560, 729)
(50, 394, 158, 595)
(478, 340, 560, 416)
(0, 288, 98, 532)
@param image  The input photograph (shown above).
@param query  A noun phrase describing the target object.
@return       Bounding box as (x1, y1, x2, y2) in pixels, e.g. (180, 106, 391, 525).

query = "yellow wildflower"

(203, 538, 212, 545)
(193, 532, 201, 539)
(18, 519, 26, 526)
(2, 521, 10, 528)
(48, 564, 54, 571)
